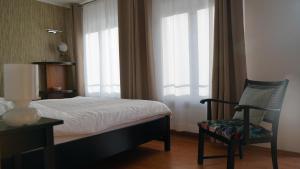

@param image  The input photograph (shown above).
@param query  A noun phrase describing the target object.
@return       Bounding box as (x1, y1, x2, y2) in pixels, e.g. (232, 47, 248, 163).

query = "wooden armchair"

(198, 79, 289, 169)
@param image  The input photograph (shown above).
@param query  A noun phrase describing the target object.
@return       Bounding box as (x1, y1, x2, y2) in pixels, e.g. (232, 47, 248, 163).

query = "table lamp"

(3, 64, 40, 126)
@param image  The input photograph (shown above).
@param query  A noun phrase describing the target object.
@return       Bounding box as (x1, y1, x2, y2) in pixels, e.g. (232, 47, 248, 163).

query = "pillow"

(233, 86, 273, 125)
(0, 100, 15, 116)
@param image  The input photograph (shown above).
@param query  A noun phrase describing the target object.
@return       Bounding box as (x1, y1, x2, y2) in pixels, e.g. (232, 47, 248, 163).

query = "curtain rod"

(80, 0, 96, 6)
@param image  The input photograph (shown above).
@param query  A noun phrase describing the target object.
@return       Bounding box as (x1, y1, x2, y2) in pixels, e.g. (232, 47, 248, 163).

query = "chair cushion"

(199, 119, 272, 140)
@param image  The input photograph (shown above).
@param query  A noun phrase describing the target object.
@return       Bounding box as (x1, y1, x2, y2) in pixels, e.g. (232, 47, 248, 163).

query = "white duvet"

(30, 97, 171, 137)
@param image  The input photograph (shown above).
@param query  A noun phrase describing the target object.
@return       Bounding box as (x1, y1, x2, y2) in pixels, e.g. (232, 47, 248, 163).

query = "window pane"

(85, 32, 100, 92)
(197, 8, 210, 96)
(162, 13, 190, 96)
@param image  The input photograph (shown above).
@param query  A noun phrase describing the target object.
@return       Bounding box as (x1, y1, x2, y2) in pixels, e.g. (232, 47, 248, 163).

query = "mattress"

(30, 97, 171, 143)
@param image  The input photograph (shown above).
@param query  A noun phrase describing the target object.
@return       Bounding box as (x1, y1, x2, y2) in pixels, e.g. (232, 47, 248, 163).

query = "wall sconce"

(46, 28, 63, 34)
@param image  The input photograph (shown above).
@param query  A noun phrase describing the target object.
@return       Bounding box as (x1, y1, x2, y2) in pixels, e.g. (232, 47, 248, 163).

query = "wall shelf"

(32, 61, 77, 99)
(32, 61, 76, 66)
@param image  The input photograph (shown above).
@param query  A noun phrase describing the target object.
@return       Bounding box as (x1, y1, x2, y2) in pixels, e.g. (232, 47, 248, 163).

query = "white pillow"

(0, 100, 15, 116)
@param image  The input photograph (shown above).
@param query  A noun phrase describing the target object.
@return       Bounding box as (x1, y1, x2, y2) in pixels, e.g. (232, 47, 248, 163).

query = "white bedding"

(30, 97, 171, 138)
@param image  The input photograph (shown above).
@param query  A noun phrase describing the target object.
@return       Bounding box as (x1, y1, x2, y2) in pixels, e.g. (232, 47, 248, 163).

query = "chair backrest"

(244, 79, 289, 124)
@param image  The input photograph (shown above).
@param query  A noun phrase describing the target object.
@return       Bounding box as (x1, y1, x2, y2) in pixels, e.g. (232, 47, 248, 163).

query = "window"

(83, 0, 120, 97)
(153, 0, 213, 99)
(152, 0, 214, 132)
(162, 13, 191, 96)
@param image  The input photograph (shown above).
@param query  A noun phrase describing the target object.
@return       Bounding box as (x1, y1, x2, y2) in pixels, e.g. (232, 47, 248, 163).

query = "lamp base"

(2, 107, 40, 127)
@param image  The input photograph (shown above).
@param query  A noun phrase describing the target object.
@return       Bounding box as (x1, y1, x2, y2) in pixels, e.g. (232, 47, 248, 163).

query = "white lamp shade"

(4, 64, 39, 102)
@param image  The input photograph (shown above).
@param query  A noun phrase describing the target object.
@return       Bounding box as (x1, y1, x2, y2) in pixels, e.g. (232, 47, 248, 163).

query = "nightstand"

(0, 118, 63, 169)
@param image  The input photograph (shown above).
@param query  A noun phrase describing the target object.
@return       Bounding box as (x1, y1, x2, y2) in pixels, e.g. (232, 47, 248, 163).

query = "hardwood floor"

(88, 133, 300, 169)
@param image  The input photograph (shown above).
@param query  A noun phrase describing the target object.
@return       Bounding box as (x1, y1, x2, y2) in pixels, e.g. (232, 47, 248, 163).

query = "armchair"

(198, 79, 289, 169)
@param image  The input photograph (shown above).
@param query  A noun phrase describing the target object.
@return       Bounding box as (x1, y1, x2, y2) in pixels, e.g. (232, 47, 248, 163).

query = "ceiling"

(37, 0, 91, 7)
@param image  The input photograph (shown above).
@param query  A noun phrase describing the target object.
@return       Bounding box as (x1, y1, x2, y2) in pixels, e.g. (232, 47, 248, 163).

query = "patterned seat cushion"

(199, 119, 272, 140)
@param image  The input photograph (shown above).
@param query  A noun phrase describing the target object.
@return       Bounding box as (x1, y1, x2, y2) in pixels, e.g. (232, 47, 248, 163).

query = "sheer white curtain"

(152, 0, 214, 132)
(83, 0, 120, 97)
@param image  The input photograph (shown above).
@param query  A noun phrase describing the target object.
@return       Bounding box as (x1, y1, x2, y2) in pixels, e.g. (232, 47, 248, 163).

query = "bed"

(24, 97, 171, 169)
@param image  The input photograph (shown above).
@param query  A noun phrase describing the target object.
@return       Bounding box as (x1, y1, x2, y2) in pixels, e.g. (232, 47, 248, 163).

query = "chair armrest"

(200, 98, 238, 105)
(234, 105, 280, 113)
(234, 105, 280, 144)
(200, 99, 238, 120)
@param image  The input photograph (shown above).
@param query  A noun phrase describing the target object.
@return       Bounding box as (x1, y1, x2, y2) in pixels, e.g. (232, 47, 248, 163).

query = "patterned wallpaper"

(0, 0, 71, 96)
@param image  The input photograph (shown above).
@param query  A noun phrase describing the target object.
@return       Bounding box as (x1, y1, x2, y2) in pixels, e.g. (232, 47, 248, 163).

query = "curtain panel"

(212, 0, 247, 120)
(118, 0, 155, 100)
(70, 4, 85, 96)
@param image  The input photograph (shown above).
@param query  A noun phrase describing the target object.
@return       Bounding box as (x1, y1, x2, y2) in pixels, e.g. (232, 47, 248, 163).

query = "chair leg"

(271, 140, 278, 169)
(239, 143, 244, 159)
(198, 128, 205, 165)
(164, 116, 171, 151)
(227, 142, 236, 169)
(164, 135, 171, 152)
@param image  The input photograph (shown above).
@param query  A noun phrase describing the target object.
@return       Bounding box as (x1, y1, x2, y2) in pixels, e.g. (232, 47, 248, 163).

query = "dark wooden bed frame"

(22, 115, 170, 169)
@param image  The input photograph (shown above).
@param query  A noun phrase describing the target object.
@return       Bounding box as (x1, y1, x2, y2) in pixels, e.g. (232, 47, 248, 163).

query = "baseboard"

(171, 130, 198, 137)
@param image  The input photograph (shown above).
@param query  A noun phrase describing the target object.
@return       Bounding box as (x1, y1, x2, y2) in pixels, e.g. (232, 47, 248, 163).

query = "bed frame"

(22, 115, 170, 169)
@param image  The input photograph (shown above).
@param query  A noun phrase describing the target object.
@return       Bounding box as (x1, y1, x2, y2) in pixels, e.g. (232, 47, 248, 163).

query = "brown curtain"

(118, 0, 154, 100)
(70, 4, 85, 96)
(212, 0, 247, 120)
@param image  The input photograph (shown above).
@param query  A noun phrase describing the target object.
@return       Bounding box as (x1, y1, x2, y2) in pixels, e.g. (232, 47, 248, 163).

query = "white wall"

(244, 0, 300, 153)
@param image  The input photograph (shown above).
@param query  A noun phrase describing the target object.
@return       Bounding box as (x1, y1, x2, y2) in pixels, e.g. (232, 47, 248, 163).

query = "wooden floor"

(88, 133, 300, 169)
